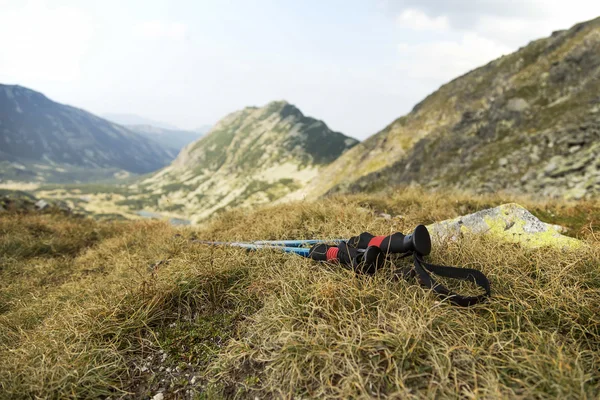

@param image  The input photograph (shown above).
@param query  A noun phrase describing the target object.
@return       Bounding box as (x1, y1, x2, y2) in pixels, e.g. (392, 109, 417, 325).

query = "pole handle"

(348, 225, 431, 256)
(308, 242, 384, 274)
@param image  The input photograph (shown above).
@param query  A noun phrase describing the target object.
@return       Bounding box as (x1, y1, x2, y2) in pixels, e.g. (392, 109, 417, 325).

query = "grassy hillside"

(139, 101, 358, 223)
(306, 17, 600, 200)
(1, 189, 599, 398)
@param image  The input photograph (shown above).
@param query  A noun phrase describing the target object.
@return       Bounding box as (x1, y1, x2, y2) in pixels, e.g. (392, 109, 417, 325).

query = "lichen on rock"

(427, 203, 583, 250)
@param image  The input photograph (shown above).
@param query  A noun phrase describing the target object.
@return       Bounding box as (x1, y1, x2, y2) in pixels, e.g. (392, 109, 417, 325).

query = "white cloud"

(392, 1, 600, 89)
(397, 33, 512, 81)
(133, 21, 189, 40)
(397, 8, 449, 31)
(0, 1, 93, 83)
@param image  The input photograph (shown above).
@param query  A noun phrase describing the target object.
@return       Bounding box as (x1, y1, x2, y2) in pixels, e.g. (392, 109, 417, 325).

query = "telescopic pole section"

(253, 239, 345, 247)
(194, 240, 384, 274)
(193, 240, 311, 256)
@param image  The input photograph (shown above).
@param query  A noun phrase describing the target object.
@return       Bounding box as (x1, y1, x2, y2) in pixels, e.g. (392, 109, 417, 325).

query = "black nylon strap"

(412, 254, 491, 307)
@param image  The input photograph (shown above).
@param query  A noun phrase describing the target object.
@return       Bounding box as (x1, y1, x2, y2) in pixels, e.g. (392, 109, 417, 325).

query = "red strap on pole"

(368, 236, 385, 248)
(326, 247, 339, 261)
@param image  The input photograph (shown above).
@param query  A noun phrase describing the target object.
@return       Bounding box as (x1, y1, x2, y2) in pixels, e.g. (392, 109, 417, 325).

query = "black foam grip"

(381, 232, 410, 253)
(349, 232, 409, 253)
(308, 242, 381, 274)
(336, 242, 357, 267)
(308, 243, 329, 261)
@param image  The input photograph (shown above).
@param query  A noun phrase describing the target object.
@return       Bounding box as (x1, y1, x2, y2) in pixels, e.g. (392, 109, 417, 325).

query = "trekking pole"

(253, 239, 345, 247)
(196, 225, 491, 306)
(212, 226, 431, 253)
(195, 240, 385, 274)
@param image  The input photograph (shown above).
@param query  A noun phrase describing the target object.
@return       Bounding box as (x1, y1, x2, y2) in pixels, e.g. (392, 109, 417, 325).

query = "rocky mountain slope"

(0, 85, 173, 182)
(126, 124, 204, 155)
(136, 101, 358, 222)
(306, 17, 600, 200)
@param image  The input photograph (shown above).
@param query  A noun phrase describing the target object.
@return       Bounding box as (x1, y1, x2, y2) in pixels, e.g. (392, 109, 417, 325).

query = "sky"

(1, 0, 600, 139)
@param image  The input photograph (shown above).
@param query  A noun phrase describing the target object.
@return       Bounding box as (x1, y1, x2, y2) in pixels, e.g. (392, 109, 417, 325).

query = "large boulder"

(427, 203, 582, 250)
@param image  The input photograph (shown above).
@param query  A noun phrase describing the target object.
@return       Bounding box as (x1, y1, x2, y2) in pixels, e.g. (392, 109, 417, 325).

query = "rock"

(378, 213, 392, 220)
(564, 187, 587, 200)
(190, 376, 198, 385)
(152, 393, 164, 400)
(427, 203, 582, 250)
(569, 145, 582, 153)
(55, 201, 72, 214)
(506, 98, 530, 112)
(544, 158, 560, 174)
(498, 158, 508, 167)
(35, 199, 49, 210)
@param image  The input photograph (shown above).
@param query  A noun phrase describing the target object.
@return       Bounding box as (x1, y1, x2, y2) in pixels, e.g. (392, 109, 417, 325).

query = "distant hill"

(126, 124, 205, 154)
(135, 100, 358, 222)
(0, 84, 173, 182)
(102, 113, 179, 130)
(195, 125, 212, 135)
(306, 17, 600, 200)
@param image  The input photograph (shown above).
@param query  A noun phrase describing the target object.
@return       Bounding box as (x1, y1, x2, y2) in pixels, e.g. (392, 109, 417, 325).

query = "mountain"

(195, 125, 212, 135)
(126, 124, 204, 154)
(306, 17, 600, 200)
(0, 85, 173, 182)
(102, 113, 179, 130)
(135, 100, 358, 222)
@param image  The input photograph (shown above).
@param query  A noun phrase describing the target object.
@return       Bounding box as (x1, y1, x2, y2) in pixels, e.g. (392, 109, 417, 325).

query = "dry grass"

(0, 188, 599, 399)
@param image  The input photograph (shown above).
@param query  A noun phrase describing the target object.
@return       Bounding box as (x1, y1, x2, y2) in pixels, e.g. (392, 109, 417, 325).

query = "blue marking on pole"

(195, 241, 311, 257)
(253, 239, 345, 247)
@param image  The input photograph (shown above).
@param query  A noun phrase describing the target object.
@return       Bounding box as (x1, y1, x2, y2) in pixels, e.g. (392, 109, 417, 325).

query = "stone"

(427, 203, 582, 250)
(506, 98, 530, 112)
(544, 157, 561, 174)
(378, 213, 392, 220)
(498, 158, 508, 167)
(35, 199, 49, 210)
(152, 393, 164, 400)
(564, 187, 587, 200)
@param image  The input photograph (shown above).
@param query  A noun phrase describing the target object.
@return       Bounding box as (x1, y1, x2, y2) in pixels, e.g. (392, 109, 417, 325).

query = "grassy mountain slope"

(0, 85, 173, 181)
(1, 189, 599, 398)
(307, 17, 600, 200)
(136, 101, 358, 222)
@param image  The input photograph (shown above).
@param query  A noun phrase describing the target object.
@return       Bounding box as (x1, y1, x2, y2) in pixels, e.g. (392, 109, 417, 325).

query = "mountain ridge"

(132, 100, 359, 222)
(0, 84, 173, 182)
(305, 17, 600, 200)
(102, 113, 180, 130)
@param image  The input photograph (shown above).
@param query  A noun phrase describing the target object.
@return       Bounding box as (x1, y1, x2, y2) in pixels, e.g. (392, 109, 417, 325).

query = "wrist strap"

(412, 254, 491, 307)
